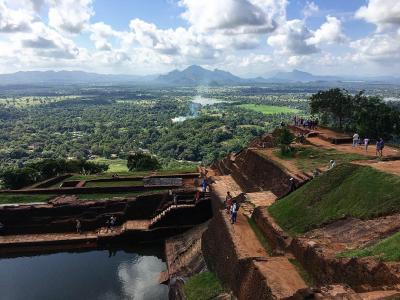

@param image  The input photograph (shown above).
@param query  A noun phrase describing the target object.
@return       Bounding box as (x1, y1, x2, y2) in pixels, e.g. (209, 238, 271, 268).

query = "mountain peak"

(158, 65, 241, 86)
(185, 65, 206, 71)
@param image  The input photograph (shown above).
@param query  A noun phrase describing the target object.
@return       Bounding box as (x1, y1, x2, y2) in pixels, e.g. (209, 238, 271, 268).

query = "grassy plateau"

(269, 163, 400, 235)
(339, 231, 400, 262)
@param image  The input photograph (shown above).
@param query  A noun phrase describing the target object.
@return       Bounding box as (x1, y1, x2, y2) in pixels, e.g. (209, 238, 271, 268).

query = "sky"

(0, 0, 399, 77)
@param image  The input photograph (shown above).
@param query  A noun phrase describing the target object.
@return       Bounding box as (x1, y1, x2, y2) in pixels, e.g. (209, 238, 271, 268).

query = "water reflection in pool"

(0, 245, 168, 300)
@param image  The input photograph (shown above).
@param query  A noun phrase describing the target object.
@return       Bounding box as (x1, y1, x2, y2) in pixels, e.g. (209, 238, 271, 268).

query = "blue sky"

(0, 0, 399, 76)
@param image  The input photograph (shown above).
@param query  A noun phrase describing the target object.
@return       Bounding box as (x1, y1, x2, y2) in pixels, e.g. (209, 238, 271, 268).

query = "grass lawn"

(84, 180, 144, 188)
(274, 146, 370, 172)
(0, 194, 55, 205)
(69, 165, 198, 181)
(183, 271, 224, 300)
(92, 158, 129, 173)
(239, 104, 300, 115)
(339, 231, 400, 262)
(269, 163, 400, 235)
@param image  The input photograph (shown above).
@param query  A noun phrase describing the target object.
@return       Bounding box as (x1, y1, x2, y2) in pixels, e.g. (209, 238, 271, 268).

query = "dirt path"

(354, 160, 400, 177)
(209, 173, 308, 296)
(303, 214, 400, 255)
(255, 148, 303, 178)
(307, 136, 400, 157)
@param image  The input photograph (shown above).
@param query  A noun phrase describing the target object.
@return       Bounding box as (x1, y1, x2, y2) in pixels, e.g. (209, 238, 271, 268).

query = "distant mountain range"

(0, 70, 155, 85)
(0, 66, 399, 86)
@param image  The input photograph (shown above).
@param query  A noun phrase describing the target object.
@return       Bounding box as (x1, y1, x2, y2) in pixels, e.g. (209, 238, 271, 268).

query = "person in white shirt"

(364, 138, 370, 152)
(352, 133, 359, 147)
(230, 201, 238, 224)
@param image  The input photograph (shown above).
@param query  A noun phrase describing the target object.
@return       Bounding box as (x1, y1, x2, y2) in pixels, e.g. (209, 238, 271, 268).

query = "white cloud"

(352, 0, 400, 67)
(89, 22, 123, 51)
(0, 1, 35, 33)
(15, 22, 80, 59)
(179, 0, 284, 34)
(307, 16, 346, 45)
(355, 0, 400, 31)
(267, 19, 318, 55)
(351, 32, 400, 62)
(48, 0, 93, 34)
(303, 1, 319, 19)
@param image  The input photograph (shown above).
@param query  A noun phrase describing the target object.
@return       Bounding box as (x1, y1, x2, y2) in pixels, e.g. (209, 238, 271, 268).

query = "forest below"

(0, 86, 307, 172)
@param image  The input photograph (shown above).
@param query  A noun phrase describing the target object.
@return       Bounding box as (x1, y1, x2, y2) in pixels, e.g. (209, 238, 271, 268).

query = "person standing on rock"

(230, 200, 238, 224)
(289, 177, 296, 192)
(75, 219, 82, 234)
(376, 139, 384, 157)
(364, 137, 370, 152)
(379, 138, 384, 157)
(201, 178, 208, 199)
(352, 133, 360, 148)
(110, 215, 117, 231)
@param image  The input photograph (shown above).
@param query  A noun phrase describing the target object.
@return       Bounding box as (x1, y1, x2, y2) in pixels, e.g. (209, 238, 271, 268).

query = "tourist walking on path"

(230, 200, 238, 224)
(201, 178, 208, 199)
(376, 138, 384, 157)
(75, 219, 81, 234)
(352, 133, 360, 147)
(364, 137, 370, 152)
(173, 193, 178, 207)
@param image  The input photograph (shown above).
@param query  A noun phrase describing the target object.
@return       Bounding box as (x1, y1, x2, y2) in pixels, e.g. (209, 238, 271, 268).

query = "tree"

(352, 93, 400, 139)
(0, 168, 38, 189)
(127, 152, 161, 171)
(310, 89, 400, 139)
(310, 88, 353, 129)
(278, 127, 295, 155)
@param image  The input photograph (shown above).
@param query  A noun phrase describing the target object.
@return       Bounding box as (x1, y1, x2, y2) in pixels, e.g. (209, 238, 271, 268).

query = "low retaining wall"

(252, 207, 291, 252)
(235, 149, 292, 197)
(202, 209, 275, 299)
(290, 238, 400, 292)
(0, 185, 191, 195)
(27, 174, 72, 189)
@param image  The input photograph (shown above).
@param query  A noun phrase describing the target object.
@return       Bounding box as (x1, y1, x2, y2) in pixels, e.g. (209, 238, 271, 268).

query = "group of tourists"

(294, 116, 319, 129)
(352, 133, 385, 157)
(225, 192, 239, 224)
